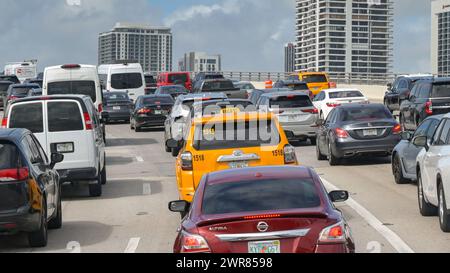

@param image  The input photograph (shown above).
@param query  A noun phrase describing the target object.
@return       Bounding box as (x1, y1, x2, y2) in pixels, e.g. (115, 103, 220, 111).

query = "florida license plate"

(229, 161, 249, 169)
(154, 110, 162, 115)
(113, 106, 121, 110)
(363, 129, 378, 136)
(248, 241, 281, 254)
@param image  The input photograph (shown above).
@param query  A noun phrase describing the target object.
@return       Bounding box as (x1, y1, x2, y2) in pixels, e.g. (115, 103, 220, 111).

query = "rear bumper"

(282, 124, 318, 139)
(315, 244, 353, 253)
(57, 167, 98, 183)
(105, 110, 131, 120)
(135, 116, 167, 127)
(333, 136, 401, 158)
(0, 205, 41, 234)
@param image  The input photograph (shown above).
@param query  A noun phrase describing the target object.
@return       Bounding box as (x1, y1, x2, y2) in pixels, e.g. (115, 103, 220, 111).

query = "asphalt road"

(0, 121, 449, 253)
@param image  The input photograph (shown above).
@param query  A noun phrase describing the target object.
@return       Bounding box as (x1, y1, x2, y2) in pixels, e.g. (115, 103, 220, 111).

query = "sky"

(0, 0, 433, 73)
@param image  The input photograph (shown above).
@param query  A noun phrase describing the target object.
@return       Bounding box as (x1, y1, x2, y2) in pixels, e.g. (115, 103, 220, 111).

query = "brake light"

(327, 103, 341, 108)
(9, 95, 18, 101)
(425, 101, 433, 115)
(83, 112, 93, 130)
(392, 124, 402, 135)
(0, 168, 29, 182)
(284, 145, 297, 164)
(287, 95, 296, 99)
(319, 222, 346, 243)
(181, 152, 193, 171)
(181, 231, 211, 253)
(244, 214, 281, 220)
(138, 108, 152, 114)
(98, 103, 103, 113)
(271, 109, 285, 114)
(61, 64, 81, 69)
(302, 108, 319, 114)
(1, 118, 7, 128)
(329, 82, 337, 89)
(335, 128, 349, 139)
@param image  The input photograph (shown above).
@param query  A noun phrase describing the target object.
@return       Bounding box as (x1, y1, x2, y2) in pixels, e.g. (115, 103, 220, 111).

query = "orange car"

(166, 112, 298, 202)
(290, 72, 336, 95)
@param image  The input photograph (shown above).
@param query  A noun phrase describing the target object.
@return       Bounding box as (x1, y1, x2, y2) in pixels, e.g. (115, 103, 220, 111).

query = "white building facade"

(179, 52, 222, 73)
(431, 0, 450, 76)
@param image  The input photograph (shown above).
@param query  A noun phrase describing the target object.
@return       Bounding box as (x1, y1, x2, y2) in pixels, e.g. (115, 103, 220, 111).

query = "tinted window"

(432, 83, 450, 98)
(0, 76, 19, 83)
(193, 120, 280, 151)
(145, 75, 156, 85)
(414, 120, 432, 138)
(202, 81, 235, 91)
(0, 143, 21, 170)
(159, 86, 188, 94)
(398, 79, 408, 89)
(427, 119, 441, 139)
(302, 75, 328, 83)
(11, 86, 36, 96)
(0, 83, 12, 93)
(168, 74, 188, 84)
(329, 91, 364, 99)
(142, 97, 174, 105)
(418, 83, 432, 98)
(9, 103, 43, 133)
(437, 119, 450, 145)
(290, 83, 309, 91)
(48, 81, 97, 102)
(340, 106, 392, 122)
(48, 101, 83, 132)
(269, 96, 312, 108)
(104, 92, 129, 102)
(111, 73, 143, 89)
(202, 178, 321, 215)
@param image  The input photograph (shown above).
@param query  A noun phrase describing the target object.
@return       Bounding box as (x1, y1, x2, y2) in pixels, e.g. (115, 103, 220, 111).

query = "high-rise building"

(295, 0, 394, 77)
(431, 0, 450, 76)
(98, 22, 173, 73)
(178, 52, 222, 72)
(284, 43, 296, 73)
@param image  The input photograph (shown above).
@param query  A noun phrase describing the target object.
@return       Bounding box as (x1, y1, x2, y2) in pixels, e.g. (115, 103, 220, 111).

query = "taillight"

(83, 112, 93, 130)
(327, 103, 341, 108)
(329, 82, 337, 89)
(0, 168, 29, 182)
(271, 109, 285, 115)
(61, 64, 81, 69)
(392, 124, 402, 135)
(302, 108, 319, 114)
(284, 145, 297, 164)
(318, 222, 346, 244)
(181, 231, 211, 253)
(138, 108, 152, 115)
(181, 152, 193, 171)
(425, 101, 433, 115)
(9, 95, 18, 101)
(98, 103, 103, 113)
(335, 128, 349, 139)
(1, 118, 7, 128)
(244, 214, 281, 220)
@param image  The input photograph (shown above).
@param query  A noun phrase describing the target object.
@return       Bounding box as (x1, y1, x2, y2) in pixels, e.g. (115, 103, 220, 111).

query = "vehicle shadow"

(137, 127, 165, 133)
(290, 140, 314, 147)
(339, 156, 391, 166)
(106, 138, 158, 147)
(106, 156, 134, 166)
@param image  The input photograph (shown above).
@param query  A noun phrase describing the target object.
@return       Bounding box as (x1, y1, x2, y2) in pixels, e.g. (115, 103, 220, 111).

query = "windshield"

(202, 81, 235, 91)
(47, 81, 97, 102)
(432, 83, 450, 98)
(270, 96, 312, 108)
(202, 178, 321, 215)
(168, 74, 188, 84)
(111, 73, 143, 89)
(11, 86, 37, 96)
(160, 86, 188, 94)
(302, 74, 328, 83)
(340, 107, 392, 122)
(329, 91, 364, 99)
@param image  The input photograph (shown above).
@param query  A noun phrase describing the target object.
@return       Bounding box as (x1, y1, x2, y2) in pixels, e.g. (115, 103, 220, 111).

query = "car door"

(313, 91, 325, 116)
(386, 78, 400, 108)
(403, 84, 419, 130)
(404, 120, 432, 175)
(88, 100, 105, 169)
(318, 109, 336, 153)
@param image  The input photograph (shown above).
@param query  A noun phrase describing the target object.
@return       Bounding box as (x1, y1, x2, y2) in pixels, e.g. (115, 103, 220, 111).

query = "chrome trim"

(350, 126, 391, 130)
(433, 106, 450, 109)
(215, 228, 311, 242)
(217, 154, 260, 163)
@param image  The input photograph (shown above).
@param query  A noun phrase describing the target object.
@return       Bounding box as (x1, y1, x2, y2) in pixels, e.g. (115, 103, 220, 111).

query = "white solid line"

(136, 156, 144, 162)
(321, 178, 415, 254)
(124, 238, 141, 253)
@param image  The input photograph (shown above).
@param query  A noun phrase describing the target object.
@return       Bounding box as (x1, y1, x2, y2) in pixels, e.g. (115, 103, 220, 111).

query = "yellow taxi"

(166, 112, 298, 202)
(291, 72, 335, 95)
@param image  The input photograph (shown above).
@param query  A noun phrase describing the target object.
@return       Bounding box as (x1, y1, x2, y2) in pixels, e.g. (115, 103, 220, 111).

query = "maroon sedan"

(169, 166, 355, 253)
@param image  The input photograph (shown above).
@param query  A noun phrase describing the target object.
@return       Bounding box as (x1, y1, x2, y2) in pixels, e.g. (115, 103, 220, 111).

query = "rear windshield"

(0, 83, 11, 93)
(143, 97, 174, 105)
(302, 75, 328, 83)
(104, 92, 129, 102)
(145, 75, 156, 84)
(270, 96, 312, 108)
(193, 120, 280, 151)
(203, 81, 235, 91)
(0, 143, 21, 171)
(48, 81, 97, 102)
(205, 74, 224, 80)
(168, 74, 188, 84)
(0, 76, 19, 83)
(48, 101, 84, 132)
(11, 87, 35, 96)
(160, 86, 188, 94)
(329, 91, 364, 99)
(202, 178, 321, 215)
(9, 103, 43, 133)
(290, 83, 309, 91)
(340, 107, 392, 122)
(111, 73, 143, 89)
(432, 83, 450, 98)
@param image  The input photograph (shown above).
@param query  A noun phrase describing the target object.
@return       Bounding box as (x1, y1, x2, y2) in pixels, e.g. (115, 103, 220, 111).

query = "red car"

(169, 166, 355, 253)
(157, 72, 192, 91)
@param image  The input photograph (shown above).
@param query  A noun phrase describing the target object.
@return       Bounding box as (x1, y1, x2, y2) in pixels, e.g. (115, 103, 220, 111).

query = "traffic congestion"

(1, 62, 450, 254)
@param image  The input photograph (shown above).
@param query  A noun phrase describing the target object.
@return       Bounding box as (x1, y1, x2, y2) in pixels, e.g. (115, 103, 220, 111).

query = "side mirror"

(166, 139, 180, 149)
(413, 136, 428, 149)
(316, 119, 325, 126)
(401, 131, 413, 141)
(50, 153, 64, 169)
(329, 190, 349, 203)
(168, 200, 190, 213)
(387, 83, 392, 90)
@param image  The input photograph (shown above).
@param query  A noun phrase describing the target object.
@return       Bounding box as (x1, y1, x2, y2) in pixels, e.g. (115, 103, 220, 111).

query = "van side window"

(48, 101, 84, 132)
(9, 103, 43, 133)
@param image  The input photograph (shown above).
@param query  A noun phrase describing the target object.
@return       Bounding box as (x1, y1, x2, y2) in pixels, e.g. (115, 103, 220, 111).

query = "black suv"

(384, 75, 433, 113)
(399, 77, 450, 131)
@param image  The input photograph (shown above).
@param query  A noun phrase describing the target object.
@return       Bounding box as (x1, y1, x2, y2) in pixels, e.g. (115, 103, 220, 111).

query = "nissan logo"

(257, 222, 269, 233)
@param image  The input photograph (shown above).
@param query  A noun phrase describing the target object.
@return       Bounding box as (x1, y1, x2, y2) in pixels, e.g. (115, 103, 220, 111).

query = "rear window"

(329, 91, 364, 99)
(202, 178, 321, 215)
(145, 75, 156, 84)
(270, 96, 312, 108)
(111, 73, 143, 89)
(9, 103, 43, 133)
(302, 75, 328, 83)
(104, 92, 129, 102)
(193, 120, 280, 151)
(11, 87, 35, 96)
(48, 101, 84, 132)
(202, 81, 235, 91)
(143, 97, 174, 105)
(48, 81, 97, 102)
(0, 83, 11, 93)
(0, 76, 19, 83)
(0, 143, 21, 171)
(168, 74, 188, 84)
(340, 107, 392, 122)
(432, 83, 450, 98)
(160, 86, 188, 94)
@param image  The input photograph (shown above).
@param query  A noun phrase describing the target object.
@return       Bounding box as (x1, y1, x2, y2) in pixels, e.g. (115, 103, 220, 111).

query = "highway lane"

(0, 122, 446, 253)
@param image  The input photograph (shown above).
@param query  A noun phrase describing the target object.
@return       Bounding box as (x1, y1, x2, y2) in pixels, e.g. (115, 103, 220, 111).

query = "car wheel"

(165, 143, 171, 153)
(48, 187, 62, 229)
(310, 137, 317, 146)
(89, 167, 103, 197)
(438, 183, 450, 232)
(101, 162, 107, 185)
(28, 201, 48, 248)
(328, 142, 341, 166)
(418, 171, 437, 217)
(316, 141, 326, 161)
(392, 155, 409, 184)
(130, 119, 135, 130)
(135, 126, 142, 133)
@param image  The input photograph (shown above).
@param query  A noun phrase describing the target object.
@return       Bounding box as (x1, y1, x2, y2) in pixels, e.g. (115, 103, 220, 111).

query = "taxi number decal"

(194, 155, 205, 162)
(272, 150, 284, 157)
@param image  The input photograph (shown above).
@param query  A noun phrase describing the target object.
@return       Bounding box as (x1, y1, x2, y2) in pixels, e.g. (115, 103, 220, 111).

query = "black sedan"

(130, 95, 174, 132)
(0, 129, 64, 247)
(155, 85, 189, 100)
(103, 91, 133, 123)
(316, 104, 402, 166)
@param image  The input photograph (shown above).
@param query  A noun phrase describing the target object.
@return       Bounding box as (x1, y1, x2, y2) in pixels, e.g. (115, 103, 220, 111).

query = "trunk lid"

(344, 120, 396, 140)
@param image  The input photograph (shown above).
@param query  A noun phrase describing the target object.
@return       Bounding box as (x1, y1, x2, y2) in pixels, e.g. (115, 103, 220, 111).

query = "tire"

(328, 142, 341, 166)
(48, 187, 62, 229)
(171, 148, 179, 157)
(418, 171, 438, 217)
(316, 141, 326, 161)
(310, 137, 317, 146)
(101, 162, 107, 185)
(130, 119, 135, 130)
(89, 167, 103, 197)
(28, 202, 48, 248)
(438, 183, 450, 232)
(135, 126, 142, 132)
(392, 155, 409, 184)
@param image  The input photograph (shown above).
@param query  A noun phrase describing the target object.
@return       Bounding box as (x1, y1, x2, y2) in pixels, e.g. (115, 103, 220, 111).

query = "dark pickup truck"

(192, 79, 247, 99)
(384, 75, 433, 113)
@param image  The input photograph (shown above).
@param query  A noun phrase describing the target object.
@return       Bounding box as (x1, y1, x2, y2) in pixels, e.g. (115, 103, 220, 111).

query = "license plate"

(248, 241, 281, 254)
(363, 129, 378, 136)
(229, 161, 249, 169)
(113, 106, 121, 110)
(154, 110, 162, 115)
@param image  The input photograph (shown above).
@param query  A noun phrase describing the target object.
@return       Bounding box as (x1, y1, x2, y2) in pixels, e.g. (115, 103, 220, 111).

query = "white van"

(98, 63, 145, 100)
(3, 95, 107, 197)
(4, 62, 37, 83)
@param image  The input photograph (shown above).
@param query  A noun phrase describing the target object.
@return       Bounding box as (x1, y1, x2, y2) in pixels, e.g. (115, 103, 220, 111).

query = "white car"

(98, 63, 146, 101)
(4, 95, 107, 197)
(415, 113, 450, 232)
(313, 88, 369, 120)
